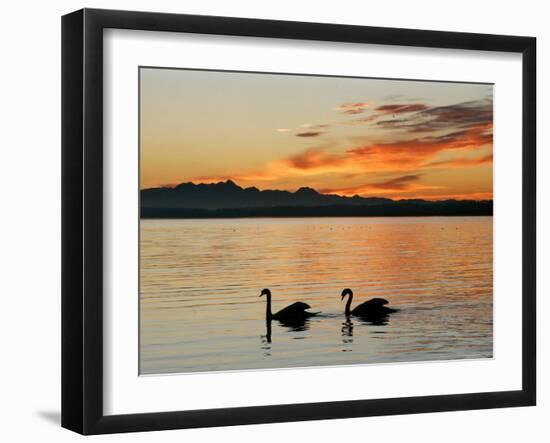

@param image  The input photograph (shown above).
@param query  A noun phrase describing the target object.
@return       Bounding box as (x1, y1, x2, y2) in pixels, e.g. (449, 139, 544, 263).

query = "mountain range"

(141, 180, 493, 218)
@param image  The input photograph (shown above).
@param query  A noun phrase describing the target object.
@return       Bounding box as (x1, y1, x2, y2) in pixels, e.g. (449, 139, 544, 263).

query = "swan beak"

(259, 294, 263, 297)
(341, 294, 345, 300)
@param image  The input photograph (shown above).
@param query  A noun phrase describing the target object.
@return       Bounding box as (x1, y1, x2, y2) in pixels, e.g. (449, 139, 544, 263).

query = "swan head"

(260, 288, 271, 297)
(341, 288, 353, 300)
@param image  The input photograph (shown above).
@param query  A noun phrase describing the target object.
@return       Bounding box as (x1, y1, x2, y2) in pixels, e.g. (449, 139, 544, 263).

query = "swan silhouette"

(260, 288, 318, 323)
(341, 288, 397, 319)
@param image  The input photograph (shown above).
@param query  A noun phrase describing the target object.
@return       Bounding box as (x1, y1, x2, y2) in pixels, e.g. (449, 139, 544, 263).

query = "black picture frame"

(62, 8, 536, 435)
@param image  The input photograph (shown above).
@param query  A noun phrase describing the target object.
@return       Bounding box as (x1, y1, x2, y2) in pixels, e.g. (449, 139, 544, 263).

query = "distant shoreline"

(141, 180, 492, 219)
(141, 215, 494, 220)
(141, 203, 493, 219)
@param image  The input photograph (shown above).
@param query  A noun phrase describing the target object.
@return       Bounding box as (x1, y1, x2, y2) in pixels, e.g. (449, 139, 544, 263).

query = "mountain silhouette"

(141, 180, 493, 218)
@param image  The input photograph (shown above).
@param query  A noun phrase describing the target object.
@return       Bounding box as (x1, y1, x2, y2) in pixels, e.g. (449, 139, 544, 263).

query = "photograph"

(139, 67, 494, 375)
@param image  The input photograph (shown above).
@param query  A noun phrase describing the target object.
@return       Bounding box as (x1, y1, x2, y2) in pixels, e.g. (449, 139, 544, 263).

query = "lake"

(140, 216, 493, 375)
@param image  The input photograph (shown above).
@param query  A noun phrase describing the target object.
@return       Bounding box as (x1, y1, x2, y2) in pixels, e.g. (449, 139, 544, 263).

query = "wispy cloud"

(296, 131, 323, 137)
(321, 174, 445, 197)
(368, 174, 422, 189)
(335, 102, 369, 115)
(373, 99, 493, 134)
(302, 123, 330, 130)
(375, 103, 429, 114)
(277, 123, 330, 137)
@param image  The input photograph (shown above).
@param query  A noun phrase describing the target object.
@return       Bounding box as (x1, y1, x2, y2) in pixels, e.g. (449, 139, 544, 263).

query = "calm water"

(140, 217, 493, 375)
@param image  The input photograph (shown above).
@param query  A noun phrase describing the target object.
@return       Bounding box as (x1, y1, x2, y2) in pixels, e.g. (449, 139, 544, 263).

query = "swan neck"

(345, 293, 353, 316)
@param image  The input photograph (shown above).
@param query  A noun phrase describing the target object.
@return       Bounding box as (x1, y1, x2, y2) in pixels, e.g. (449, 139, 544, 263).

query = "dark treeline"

(141, 180, 492, 218)
(141, 200, 493, 219)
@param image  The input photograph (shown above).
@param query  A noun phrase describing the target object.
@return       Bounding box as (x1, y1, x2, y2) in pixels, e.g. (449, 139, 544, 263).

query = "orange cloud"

(347, 122, 492, 171)
(285, 147, 346, 170)
(188, 99, 493, 199)
(425, 153, 493, 168)
(191, 124, 492, 194)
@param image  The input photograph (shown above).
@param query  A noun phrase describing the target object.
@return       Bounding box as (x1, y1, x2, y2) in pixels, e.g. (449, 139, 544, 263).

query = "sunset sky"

(140, 68, 493, 200)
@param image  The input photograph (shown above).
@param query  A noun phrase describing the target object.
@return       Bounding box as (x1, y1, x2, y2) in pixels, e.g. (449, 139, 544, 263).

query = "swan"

(341, 288, 397, 318)
(260, 288, 318, 322)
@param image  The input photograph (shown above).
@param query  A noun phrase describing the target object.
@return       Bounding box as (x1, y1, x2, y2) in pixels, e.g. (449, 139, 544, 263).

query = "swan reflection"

(341, 316, 354, 338)
(260, 316, 312, 353)
(262, 319, 272, 344)
(277, 317, 311, 332)
(341, 316, 354, 351)
(356, 312, 391, 326)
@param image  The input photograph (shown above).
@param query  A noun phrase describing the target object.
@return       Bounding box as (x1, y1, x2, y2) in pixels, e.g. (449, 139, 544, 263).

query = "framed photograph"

(62, 8, 536, 435)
